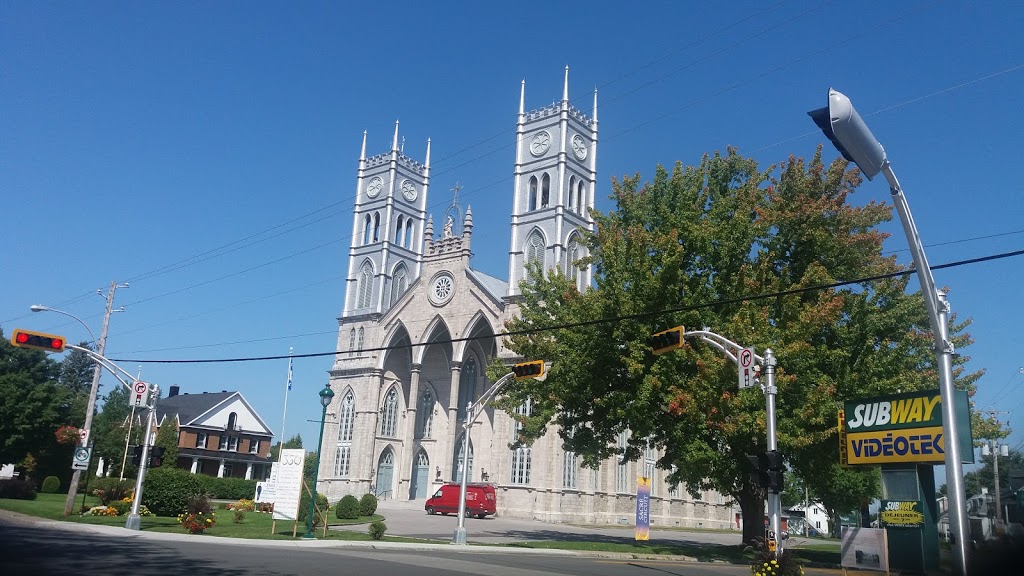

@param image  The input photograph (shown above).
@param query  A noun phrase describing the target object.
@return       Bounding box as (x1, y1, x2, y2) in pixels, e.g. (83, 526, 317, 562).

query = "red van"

(425, 482, 496, 518)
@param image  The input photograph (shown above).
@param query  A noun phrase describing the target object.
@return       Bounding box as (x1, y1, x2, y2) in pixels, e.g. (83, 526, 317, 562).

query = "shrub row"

(0, 479, 36, 500)
(193, 475, 258, 500)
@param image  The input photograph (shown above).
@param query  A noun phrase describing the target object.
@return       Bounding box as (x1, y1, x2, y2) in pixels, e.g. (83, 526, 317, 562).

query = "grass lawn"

(509, 539, 840, 566)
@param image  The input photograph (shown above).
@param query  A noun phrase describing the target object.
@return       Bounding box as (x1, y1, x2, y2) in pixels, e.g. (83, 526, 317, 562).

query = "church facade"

(316, 69, 735, 528)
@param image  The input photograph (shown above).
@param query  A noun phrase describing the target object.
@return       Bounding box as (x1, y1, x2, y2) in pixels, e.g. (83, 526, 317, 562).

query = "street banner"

(635, 476, 651, 541)
(271, 450, 305, 521)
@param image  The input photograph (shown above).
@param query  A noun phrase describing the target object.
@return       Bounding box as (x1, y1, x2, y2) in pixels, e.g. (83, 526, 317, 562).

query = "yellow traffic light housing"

(11, 328, 66, 353)
(512, 360, 545, 380)
(649, 325, 685, 355)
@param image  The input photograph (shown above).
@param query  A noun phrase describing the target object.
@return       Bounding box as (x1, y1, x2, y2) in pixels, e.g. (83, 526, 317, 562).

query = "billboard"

(271, 449, 306, 521)
(840, 389, 973, 466)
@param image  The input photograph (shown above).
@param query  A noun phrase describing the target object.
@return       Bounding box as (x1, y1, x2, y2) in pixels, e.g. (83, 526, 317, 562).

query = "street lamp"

(303, 383, 334, 539)
(809, 88, 970, 575)
(31, 304, 104, 516)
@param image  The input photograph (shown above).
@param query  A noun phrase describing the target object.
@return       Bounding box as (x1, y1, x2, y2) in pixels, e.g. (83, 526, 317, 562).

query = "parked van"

(425, 482, 496, 518)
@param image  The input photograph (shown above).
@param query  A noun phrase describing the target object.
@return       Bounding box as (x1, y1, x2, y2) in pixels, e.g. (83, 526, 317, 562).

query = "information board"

(271, 450, 305, 521)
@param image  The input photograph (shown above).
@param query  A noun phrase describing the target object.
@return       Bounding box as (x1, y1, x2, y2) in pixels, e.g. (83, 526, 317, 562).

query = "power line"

(109, 247, 1024, 364)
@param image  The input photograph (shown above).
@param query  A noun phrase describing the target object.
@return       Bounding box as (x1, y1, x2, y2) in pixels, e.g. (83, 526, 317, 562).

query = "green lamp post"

(302, 382, 334, 539)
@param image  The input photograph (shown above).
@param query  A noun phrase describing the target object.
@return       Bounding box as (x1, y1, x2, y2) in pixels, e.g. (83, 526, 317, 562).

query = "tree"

(963, 449, 1024, 499)
(270, 434, 302, 461)
(91, 383, 142, 478)
(153, 417, 179, 468)
(494, 148, 978, 545)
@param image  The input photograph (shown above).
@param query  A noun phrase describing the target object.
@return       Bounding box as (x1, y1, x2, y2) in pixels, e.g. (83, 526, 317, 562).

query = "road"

(0, 510, 847, 576)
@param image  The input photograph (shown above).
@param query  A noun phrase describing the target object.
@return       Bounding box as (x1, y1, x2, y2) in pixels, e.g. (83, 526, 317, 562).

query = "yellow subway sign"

(841, 389, 973, 466)
(879, 500, 925, 528)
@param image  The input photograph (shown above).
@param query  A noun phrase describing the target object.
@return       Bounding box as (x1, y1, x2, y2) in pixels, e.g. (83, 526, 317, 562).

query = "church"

(316, 69, 735, 528)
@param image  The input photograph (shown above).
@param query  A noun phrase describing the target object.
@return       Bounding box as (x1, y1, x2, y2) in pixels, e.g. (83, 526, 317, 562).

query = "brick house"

(156, 386, 274, 480)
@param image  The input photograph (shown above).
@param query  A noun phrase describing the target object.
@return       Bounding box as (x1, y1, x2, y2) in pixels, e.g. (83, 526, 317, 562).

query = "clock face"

(530, 131, 551, 156)
(366, 176, 384, 198)
(571, 135, 588, 160)
(401, 180, 417, 202)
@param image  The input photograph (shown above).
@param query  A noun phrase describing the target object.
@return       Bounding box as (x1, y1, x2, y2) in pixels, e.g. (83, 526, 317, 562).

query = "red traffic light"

(11, 329, 66, 353)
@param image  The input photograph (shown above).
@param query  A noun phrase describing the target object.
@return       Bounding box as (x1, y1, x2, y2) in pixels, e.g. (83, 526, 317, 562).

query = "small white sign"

(79, 428, 90, 446)
(738, 347, 756, 389)
(272, 450, 305, 521)
(260, 464, 279, 504)
(72, 447, 91, 471)
(131, 381, 148, 407)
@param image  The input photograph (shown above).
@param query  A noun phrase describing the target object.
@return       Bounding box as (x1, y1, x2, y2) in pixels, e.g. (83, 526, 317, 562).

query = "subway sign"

(840, 389, 973, 466)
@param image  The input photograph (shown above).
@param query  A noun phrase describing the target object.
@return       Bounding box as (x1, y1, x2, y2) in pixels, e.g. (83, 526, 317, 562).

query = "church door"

(411, 450, 429, 499)
(376, 449, 394, 499)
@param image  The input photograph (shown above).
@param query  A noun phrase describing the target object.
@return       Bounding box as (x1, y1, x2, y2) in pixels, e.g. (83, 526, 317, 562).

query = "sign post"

(71, 447, 91, 471)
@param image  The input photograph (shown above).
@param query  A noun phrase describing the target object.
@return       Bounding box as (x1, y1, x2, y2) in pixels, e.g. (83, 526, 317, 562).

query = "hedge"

(142, 468, 202, 516)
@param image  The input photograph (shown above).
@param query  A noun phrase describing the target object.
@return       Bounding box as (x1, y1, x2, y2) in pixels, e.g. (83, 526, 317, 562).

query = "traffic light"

(512, 360, 545, 380)
(149, 446, 165, 468)
(130, 445, 144, 467)
(649, 326, 685, 355)
(747, 450, 785, 493)
(10, 329, 66, 353)
(807, 88, 886, 181)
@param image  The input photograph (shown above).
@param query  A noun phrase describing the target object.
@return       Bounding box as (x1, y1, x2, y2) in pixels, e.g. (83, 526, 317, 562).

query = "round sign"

(739, 349, 754, 369)
(134, 381, 147, 395)
(74, 447, 90, 462)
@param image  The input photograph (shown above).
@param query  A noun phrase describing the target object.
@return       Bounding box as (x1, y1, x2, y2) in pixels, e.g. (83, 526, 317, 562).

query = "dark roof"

(156, 391, 235, 426)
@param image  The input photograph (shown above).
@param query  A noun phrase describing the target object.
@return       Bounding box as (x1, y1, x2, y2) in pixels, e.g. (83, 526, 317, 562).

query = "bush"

(298, 491, 329, 528)
(335, 494, 360, 519)
(108, 500, 131, 516)
(40, 476, 60, 493)
(186, 493, 212, 515)
(368, 519, 386, 540)
(0, 479, 37, 500)
(91, 477, 134, 505)
(233, 509, 246, 523)
(748, 537, 804, 576)
(193, 475, 257, 500)
(141, 468, 202, 517)
(359, 493, 378, 516)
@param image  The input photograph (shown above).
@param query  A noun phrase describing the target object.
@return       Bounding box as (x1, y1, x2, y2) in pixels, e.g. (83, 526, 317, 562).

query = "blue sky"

(3, 1, 1022, 465)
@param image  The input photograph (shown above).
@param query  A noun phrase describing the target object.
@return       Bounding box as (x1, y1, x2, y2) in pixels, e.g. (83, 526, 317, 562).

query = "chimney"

(169, 385, 180, 397)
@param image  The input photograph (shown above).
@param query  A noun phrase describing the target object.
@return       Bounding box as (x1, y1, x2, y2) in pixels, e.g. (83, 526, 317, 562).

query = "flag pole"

(278, 347, 293, 461)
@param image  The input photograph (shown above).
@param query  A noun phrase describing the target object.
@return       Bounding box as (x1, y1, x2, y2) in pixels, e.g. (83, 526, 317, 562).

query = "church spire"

(392, 120, 400, 152)
(425, 138, 431, 169)
(562, 66, 569, 102)
(593, 88, 598, 124)
(360, 130, 367, 161)
(519, 79, 526, 117)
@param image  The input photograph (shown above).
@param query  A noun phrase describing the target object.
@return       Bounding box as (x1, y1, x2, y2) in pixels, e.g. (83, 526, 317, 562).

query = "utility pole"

(63, 281, 127, 516)
(980, 409, 1010, 524)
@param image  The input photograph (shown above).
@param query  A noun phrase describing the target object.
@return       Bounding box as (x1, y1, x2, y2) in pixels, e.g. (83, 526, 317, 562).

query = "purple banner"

(635, 476, 651, 541)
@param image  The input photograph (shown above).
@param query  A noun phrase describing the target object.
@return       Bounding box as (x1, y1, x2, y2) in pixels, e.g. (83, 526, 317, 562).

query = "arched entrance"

(410, 450, 430, 499)
(376, 448, 394, 499)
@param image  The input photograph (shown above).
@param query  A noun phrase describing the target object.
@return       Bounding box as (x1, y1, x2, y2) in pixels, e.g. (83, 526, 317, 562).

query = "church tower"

(343, 122, 430, 317)
(507, 67, 597, 296)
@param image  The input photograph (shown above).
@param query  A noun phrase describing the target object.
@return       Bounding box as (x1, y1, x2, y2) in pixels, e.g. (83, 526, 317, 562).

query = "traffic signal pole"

(125, 383, 157, 531)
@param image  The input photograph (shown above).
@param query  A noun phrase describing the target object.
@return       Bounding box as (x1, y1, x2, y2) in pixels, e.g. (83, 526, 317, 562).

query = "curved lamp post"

(303, 383, 334, 539)
(809, 88, 970, 575)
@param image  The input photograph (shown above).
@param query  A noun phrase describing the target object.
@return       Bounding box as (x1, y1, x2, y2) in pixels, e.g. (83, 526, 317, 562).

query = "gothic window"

(616, 430, 629, 493)
(356, 328, 364, 356)
(525, 231, 545, 281)
(390, 264, 408, 307)
(416, 389, 433, 439)
(563, 428, 578, 489)
(510, 398, 532, 485)
(457, 357, 477, 422)
(348, 329, 356, 357)
(541, 173, 550, 208)
(528, 176, 538, 211)
(357, 262, 373, 309)
(227, 412, 237, 431)
(405, 222, 413, 248)
(363, 215, 372, 244)
(380, 387, 399, 437)
(565, 236, 580, 285)
(335, 391, 354, 478)
(452, 436, 474, 482)
(395, 216, 404, 245)
(373, 212, 381, 242)
(568, 176, 576, 209)
(576, 181, 585, 214)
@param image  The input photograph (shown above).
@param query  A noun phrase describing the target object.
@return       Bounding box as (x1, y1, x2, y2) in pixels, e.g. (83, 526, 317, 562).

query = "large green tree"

(495, 148, 980, 544)
(153, 417, 179, 468)
(963, 449, 1024, 499)
(270, 433, 302, 462)
(91, 383, 143, 478)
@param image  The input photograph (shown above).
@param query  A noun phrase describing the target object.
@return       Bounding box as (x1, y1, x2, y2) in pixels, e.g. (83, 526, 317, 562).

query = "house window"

(380, 387, 399, 437)
(219, 435, 228, 450)
(357, 262, 373, 308)
(196, 433, 207, 449)
(223, 463, 233, 477)
(416, 389, 433, 439)
(227, 412, 237, 431)
(335, 391, 354, 478)
(228, 437, 238, 452)
(816, 521, 821, 529)
(250, 440, 260, 454)
(509, 398, 532, 485)
(616, 431, 629, 493)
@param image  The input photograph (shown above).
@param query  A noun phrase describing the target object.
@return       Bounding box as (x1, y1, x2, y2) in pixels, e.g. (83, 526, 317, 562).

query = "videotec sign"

(841, 389, 973, 466)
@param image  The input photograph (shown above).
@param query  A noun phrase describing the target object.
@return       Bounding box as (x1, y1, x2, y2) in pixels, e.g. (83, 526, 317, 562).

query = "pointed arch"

(528, 176, 538, 211)
(416, 384, 435, 439)
(395, 215, 405, 245)
(567, 175, 576, 209)
(541, 173, 550, 208)
(576, 180, 585, 214)
(373, 212, 381, 242)
(390, 263, 409, 307)
(356, 327, 364, 355)
(363, 214, 372, 244)
(348, 328, 356, 357)
(380, 386, 400, 437)
(525, 229, 546, 282)
(565, 233, 581, 286)
(334, 388, 355, 478)
(456, 354, 479, 422)
(404, 220, 414, 247)
(357, 260, 374, 309)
